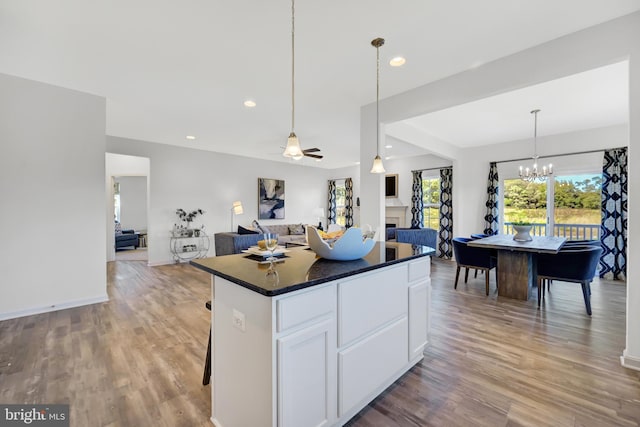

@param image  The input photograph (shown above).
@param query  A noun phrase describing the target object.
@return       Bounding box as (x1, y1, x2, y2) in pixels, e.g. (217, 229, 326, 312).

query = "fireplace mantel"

(386, 206, 408, 228)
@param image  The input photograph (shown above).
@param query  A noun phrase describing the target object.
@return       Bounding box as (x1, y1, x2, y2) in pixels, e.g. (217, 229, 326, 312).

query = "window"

(502, 172, 601, 239)
(421, 176, 440, 229)
(553, 174, 601, 239)
(335, 179, 346, 226)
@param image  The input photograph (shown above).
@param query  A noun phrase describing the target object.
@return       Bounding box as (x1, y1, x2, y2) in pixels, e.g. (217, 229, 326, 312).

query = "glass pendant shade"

(283, 132, 304, 160)
(370, 155, 386, 173)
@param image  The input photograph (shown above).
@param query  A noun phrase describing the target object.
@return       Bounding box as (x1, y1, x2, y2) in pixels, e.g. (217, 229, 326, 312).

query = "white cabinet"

(277, 318, 336, 427)
(209, 256, 431, 427)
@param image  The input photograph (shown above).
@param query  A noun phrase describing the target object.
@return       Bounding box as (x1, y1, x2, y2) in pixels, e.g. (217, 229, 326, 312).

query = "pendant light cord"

(532, 109, 539, 160)
(291, 0, 295, 134)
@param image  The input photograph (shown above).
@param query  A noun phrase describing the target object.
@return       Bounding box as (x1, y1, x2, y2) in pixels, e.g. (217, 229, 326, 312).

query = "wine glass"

(263, 233, 279, 264)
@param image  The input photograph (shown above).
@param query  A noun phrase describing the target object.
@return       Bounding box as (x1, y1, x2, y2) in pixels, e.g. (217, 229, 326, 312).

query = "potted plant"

(511, 220, 533, 242)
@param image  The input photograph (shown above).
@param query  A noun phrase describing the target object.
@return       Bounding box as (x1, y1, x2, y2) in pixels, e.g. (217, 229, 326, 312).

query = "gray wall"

(0, 73, 107, 319)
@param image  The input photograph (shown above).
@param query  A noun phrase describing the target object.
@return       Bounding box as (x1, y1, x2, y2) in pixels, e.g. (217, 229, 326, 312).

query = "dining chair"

(543, 239, 600, 289)
(536, 245, 602, 315)
(203, 300, 212, 385)
(452, 237, 497, 295)
(469, 233, 496, 278)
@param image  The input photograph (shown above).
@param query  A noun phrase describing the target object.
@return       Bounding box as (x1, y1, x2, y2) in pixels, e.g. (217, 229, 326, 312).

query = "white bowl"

(306, 226, 376, 261)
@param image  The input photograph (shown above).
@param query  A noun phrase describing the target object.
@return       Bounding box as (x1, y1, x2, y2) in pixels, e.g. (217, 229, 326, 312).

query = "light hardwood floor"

(1, 258, 638, 426)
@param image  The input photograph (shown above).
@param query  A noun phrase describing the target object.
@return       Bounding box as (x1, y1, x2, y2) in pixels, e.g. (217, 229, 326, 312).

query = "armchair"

(452, 237, 497, 295)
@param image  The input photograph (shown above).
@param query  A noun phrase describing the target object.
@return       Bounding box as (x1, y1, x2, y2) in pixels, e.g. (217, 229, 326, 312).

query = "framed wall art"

(258, 178, 285, 219)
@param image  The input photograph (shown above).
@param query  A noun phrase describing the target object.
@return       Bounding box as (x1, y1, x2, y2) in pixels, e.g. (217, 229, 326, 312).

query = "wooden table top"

(467, 234, 566, 254)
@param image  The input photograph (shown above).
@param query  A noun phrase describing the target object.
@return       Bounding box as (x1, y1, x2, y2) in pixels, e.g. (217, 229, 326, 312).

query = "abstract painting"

(258, 178, 285, 219)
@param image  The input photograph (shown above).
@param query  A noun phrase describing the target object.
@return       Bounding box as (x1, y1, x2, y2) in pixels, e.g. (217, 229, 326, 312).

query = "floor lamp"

(231, 201, 243, 231)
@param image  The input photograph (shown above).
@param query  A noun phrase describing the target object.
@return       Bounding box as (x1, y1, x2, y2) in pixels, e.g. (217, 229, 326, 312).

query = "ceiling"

(1, 1, 637, 169)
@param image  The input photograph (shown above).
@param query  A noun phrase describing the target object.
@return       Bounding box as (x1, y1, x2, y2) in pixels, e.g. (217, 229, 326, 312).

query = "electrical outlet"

(232, 308, 246, 332)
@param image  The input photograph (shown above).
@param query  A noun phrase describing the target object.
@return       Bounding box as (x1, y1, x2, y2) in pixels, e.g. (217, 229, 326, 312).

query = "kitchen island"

(191, 242, 434, 427)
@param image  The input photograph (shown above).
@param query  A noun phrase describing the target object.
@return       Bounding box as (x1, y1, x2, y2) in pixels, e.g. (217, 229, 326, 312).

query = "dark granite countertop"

(190, 242, 435, 296)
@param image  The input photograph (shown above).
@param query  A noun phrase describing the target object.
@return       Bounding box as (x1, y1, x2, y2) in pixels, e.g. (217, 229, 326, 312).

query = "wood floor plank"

(0, 258, 638, 426)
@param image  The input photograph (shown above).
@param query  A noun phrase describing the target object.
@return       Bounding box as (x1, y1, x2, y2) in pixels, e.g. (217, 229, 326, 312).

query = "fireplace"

(385, 206, 408, 229)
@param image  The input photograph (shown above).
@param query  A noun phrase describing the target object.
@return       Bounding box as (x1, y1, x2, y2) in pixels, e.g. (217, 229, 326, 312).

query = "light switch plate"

(232, 308, 246, 332)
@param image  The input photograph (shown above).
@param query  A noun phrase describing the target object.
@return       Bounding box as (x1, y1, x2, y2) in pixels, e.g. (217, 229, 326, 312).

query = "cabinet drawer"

(277, 285, 335, 333)
(338, 265, 407, 347)
(408, 258, 430, 283)
(338, 317, 408, 416)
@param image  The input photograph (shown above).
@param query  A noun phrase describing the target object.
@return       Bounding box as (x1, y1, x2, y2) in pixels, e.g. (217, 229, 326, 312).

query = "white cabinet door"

(277, 318, 336, 427)
(409, 280, 430, 360)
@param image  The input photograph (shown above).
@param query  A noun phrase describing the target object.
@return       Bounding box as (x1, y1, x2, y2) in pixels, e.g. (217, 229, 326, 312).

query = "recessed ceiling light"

(186, 135, 196, 140)
(385, 144, 393, 149)
(385, 156, 392, 160)
(244, 100, 256, 108)
(389, 57, 406, 67)
(355, 161, 360, 165)
(315, 158, 322, 162)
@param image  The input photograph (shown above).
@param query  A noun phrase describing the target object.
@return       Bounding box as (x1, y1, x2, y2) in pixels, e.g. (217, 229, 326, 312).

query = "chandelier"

(519, 109, 552, 182)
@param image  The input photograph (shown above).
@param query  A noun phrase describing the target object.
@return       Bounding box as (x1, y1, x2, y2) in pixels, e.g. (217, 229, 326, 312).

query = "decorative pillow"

(288, 223, 305, 235)
(238, 225, 259, 235)
(115, 221, 122, 235)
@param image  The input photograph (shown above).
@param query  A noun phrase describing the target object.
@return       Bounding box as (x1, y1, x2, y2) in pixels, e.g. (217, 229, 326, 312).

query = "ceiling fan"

(301, 147, 323, 160)
(278, 146, 324, 160)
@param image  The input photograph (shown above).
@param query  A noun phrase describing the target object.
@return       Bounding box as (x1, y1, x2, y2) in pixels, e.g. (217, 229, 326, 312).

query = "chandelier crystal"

(519, 109, 552, 182)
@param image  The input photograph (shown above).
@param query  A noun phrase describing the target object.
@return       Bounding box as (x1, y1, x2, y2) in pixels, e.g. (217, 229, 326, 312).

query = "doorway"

(106, 153, 150, 263)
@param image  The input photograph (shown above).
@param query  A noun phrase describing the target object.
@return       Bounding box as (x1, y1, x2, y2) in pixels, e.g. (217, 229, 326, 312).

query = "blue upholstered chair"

(536, 245, 603, 315)
(396, 228, 437, 249)
(469, 233, 496, 278)
(452, 237, 497, 295)
(563, 239, 600, 247)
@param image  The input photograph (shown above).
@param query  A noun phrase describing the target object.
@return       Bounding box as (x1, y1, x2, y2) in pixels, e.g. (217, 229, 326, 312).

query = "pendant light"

(519, 109, 553, 182)
(282, 0, 304, 160)
(370, 37, 386, 174)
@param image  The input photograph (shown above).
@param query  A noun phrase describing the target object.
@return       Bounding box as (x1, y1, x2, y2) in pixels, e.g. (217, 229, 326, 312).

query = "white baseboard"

(147, 259, 178, 266)
(620, 351, 640, 371)
(0, 294, 109, 321)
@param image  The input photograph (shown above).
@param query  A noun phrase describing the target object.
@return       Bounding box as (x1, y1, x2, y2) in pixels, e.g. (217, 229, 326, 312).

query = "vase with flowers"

(175, 208, 205, 237)
(511, 220, 533, 242)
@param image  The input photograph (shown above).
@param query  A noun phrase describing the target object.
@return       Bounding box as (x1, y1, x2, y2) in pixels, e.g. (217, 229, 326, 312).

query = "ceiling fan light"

(283, 132, 304, 159)
(370, 155, 386, 174)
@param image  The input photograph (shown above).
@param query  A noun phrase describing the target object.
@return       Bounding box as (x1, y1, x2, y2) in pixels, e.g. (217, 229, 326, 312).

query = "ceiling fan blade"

(304, 153, 324, 159)
(303, 147, 321, 153)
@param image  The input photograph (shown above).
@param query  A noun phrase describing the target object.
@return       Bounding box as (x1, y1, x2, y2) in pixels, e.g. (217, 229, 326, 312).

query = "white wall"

(365, 12, 639, 369)
(106, 136, 329, 265)
(0, 73, 107, 320)
(116, 176, 147, 231)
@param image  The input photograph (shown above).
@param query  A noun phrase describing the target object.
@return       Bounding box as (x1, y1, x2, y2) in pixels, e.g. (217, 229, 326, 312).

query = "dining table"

(467, 234, 566, 300)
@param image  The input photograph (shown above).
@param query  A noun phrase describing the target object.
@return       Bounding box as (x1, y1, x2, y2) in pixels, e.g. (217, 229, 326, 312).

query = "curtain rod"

(493, 146, 626, 165)
(411, 165, 453, 173)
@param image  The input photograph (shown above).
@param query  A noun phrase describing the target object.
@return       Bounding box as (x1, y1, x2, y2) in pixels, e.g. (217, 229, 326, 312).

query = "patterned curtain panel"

(410, 170, 423, 228)
(327, 180, 337, 225)
(600, 148, 627, 280)
(345, 178, 354, 228)
(438, 168, 453, 259)
(484, 162, 499, 235)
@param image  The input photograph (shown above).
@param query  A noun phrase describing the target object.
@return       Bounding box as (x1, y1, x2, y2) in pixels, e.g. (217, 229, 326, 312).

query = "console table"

(169, 233, 210, 262)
